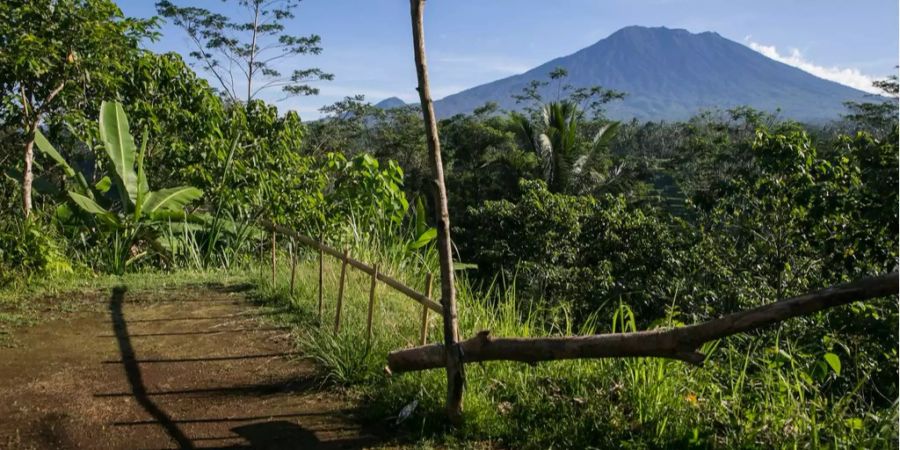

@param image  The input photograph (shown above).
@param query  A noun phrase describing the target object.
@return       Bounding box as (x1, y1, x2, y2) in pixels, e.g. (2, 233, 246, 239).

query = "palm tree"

(511, 101, 619, 193)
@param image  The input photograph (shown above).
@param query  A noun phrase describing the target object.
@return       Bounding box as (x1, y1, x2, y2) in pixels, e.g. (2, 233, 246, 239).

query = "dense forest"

(1, 1, 898, 448)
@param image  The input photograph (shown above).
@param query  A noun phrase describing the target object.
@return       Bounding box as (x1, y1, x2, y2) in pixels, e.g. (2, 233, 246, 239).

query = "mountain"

(433, 26, 871, 122)
(375, 96, 407, 109)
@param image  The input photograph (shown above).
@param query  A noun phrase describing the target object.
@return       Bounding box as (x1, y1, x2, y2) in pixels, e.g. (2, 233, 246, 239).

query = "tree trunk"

(409, 0, 464, 424)
(22, 119, 38, 218)
(387, 271, 898, 373)
(247, 3, 260, 103)
(20, 81, 64, 218)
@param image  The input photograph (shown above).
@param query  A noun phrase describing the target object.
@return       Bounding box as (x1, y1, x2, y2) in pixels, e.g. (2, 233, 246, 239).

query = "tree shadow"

(109, 286, 194, 448)
(105, 286, 382, 449)
(95, 376, 318, 399)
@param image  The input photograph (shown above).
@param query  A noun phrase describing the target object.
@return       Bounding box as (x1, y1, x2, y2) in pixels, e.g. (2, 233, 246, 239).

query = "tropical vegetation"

(0, 1, 897, 448)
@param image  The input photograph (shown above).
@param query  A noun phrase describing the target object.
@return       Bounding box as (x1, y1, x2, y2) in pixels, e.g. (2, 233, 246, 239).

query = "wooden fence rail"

(263, 222, 442, 347)
(265, 223, 442, 314)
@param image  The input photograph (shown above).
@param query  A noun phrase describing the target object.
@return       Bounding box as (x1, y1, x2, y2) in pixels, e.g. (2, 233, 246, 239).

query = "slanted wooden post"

(419, 273, 434, 345)
(366, 264, 379, 347)
(334, 248, 350, 336)
(410, 0, 464, 424)
(318, 233, 325, 323)
(288, 241, 296, 296)
(270, 231, 277, 285)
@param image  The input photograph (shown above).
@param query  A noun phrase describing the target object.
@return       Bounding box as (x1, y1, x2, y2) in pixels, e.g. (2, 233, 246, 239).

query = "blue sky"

(118, 0, 899, 119)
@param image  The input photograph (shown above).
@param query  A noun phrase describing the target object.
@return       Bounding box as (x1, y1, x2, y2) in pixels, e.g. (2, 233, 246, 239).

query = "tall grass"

(253, 239, 897, 449)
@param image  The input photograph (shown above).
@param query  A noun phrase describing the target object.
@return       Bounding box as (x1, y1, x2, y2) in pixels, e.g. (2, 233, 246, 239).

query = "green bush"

(0, 214, 72, 284)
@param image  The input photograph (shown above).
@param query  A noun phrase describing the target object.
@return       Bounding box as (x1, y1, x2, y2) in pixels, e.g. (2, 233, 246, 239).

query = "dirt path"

(0, 285, 382, 449)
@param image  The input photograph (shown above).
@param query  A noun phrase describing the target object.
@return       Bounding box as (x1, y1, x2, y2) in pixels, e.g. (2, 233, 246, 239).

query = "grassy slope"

(253, 247, 897, 449)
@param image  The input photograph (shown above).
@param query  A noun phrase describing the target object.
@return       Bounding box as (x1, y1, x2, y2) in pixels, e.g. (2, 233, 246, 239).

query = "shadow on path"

(104, 286, 378, 449)
(109, 286, 195, 448)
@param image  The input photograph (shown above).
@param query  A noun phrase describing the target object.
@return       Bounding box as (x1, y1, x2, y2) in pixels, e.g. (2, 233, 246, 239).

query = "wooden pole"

(289, 241, 296, 296)
(387, 271, 898, 373)
(270, 231, 276, 286)
(419, 273, 434, 345)
(366, 264, 379, 347)
(318, 233, 325, 323)
(334, 248, 350, 336)
(410, 0, 464, 423)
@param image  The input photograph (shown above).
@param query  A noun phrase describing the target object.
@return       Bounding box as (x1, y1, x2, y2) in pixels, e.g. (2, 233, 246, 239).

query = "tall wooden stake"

(410, 0, 464, 424)
(419, 273, 434, 345)
(318, 233, 325, 323)
(270, 231, 277, 285)
(288, 241, 296, 296)
(366, 264, 379, 347)
(334, 248, 350, 336)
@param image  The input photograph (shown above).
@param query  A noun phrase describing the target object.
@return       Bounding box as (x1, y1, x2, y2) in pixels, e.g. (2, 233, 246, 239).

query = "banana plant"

(35, 101, 203, 269)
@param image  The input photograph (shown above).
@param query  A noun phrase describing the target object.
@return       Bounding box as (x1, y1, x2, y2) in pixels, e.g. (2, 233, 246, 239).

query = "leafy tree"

(217, 100, 323, 229)
(304, 95, 383, 156)
(323, 152, 409, 235)
(842, 73, 899, 137)
(461, 179, 593, 291)
(156, 0, 333, 103)
(368, 105, 430, 194)
(0, 0, 154, 217)
(118, 52, 228, 185)
(440, 108, 538, 221)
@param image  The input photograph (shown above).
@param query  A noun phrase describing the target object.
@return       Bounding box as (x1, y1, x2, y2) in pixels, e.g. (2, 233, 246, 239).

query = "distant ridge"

(433, 26, 872, 122)
(375, 96, 406, 109)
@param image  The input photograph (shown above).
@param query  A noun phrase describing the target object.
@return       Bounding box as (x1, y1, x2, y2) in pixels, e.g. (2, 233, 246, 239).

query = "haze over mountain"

(431, 26, 872, 122)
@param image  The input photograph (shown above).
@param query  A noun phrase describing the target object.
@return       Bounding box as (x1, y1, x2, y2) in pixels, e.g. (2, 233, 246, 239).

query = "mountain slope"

(374, 96, 406, 109)
(433, 26, 871, 121)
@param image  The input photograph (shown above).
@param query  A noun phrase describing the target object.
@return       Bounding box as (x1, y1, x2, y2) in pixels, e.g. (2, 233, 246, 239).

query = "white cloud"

(744, 37, 881, 94)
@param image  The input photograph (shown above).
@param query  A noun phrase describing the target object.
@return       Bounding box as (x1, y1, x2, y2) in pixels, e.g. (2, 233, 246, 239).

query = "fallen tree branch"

(387, 271, 898, 373)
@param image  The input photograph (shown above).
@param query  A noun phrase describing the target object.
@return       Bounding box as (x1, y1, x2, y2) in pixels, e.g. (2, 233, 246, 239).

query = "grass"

(252, 242, 898, 449)
(0, 266, 255, 346)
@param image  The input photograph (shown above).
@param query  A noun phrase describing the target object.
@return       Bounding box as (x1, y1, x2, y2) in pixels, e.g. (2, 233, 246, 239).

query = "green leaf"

(824, 352, 841, 376)
(453, 262, 478, 271)
(55, 203, 73, 222)
(135, 127, 150, 219)
(408, 227, 437, 250)
(415, 196, 428, 237)
(142, 186, 203, 215)
(99, 101, 139, 207)
(95, 176, 112, 193)
(68, 191, 118, 226)
(592, 121, 620, 151)
(34, 130, 75, 178)
(844, 418, 864, 430)
(34, 129, 93, 197)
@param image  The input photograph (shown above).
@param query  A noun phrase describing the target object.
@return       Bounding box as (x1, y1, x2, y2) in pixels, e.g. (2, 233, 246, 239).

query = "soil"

(0, 284, 384, 449)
